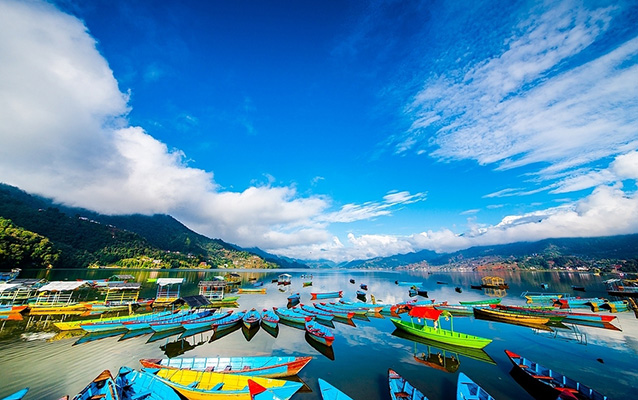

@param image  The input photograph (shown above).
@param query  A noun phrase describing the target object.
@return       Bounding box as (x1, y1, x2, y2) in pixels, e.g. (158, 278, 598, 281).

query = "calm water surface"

(0, 269, 636, 399)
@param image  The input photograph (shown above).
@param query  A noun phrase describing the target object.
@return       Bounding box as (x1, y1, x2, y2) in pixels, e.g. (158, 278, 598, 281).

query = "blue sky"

(0, 0, 637, 262)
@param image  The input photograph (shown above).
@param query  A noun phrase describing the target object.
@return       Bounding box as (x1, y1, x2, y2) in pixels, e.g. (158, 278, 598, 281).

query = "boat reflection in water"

(73, 329, 126, 346)
(160, 335, 207, 358)
(304, 332, 335, 360)
(242, 325, 259, 342)
(473, 311, 556, 332)
(261, 323, 279, 338)
(391, 329, 496, 366)
(209, 323, 242, 343)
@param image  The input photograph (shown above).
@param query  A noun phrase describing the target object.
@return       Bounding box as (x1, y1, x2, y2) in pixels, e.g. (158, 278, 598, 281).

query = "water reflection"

(391, 329, 496, 365)
(73, 329, 125, 345)
(209, 323, 241, 342)
(160, 335, 207, 358)
(304, 332, 335, 360)
(241, 325, 259, 341)
(261, 323, 279, 338)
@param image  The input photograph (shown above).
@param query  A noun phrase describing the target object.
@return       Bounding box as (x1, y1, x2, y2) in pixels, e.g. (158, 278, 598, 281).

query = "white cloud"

(399, 2, 637, 183)
(321, 191, 426, 223)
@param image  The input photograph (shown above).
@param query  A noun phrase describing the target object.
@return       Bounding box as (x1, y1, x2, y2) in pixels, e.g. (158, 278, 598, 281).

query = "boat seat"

(211, 382, 224, 390)
(531, 375, 554, 380)
(394, 391, 411, 398)
(205, 366, 215, 372)
(225, 365, 232, 371)
(242, 366, 252, 370)
(519, 364, 529, 368)
(187, 381, 201, 388)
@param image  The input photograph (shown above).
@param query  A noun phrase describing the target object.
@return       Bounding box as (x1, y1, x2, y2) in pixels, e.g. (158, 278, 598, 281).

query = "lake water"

(0, 269, 636, 399)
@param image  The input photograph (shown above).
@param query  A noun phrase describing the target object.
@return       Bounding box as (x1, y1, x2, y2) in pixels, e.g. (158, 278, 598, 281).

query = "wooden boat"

(349, 279, 355, 284)
(408, 287, 418, 297)
(149, 368, 303, 400)
(396, 281, 423, 287)
(237, 287, 267, 294)
(74, 310, 178, 332)
(470, 285, 483, 290)
(455, 287, 462, 293)
(294, 305, 334, 322)
(521, 291, 567, 303)
(0, 305, 28, 315)
(273, 307, 312, 324)
(71, 370, 119, 400)
(600, 300, 629, 313)
(306, 303, 354, 319)
(388, 369, 429, 400)
(356, 290, 366, 297)
(0, 268, 21, 282)
(139, 356, 312, 378)
(604, 278, 638, 297)
(181, 310, 234, 330)
(147, 310, 217, 333)
(242, 308, 261, 330)
(490, 305, 565, 323)
(116, 366, 180, 400)
(277, 274, 292, 286)
(311, 291, 343, 300)
(247, 379, 289, 400)
(303, 281, 312, 287)
(495, 305, 614, 324)
(360, 284, 368, 290)
(434, 304, 475, 316)
(0, 388, 28, 400)
(554, 297, 603, 309)
(571, 285, 586, 292)
(318, 378, 353, 400)
(459, 298, 501, 305)
(391, 307, 492, 349)
(261, 308, 280, 329)
(457, 372, 494, 400)
(481, 276, 509, 289)
(317, 302, 368, 316)
(211, 310, 245, 330)
(505, 350, 608, 400)
(287, 293, 300, 302)
(305, 320, 335, 346)
(473, 307, 550, 324)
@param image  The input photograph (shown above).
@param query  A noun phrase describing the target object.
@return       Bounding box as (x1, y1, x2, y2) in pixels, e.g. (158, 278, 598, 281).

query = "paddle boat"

(305, 320, 335, 346)
(181, 310, 234, 331)
(390, 307, 492, 349)
(457, 372, 494, 400)
(388, 369, 429, 400)
(71, 370, 119, 400)
(311, 291, 343, 300)
(146, 367, 303, 400)
(116, 366, 180, 400)
(242, 308, 262, 330)
(139, 356, 313, 378)
(505, 350, 608, 400)
(318, 378, 353, 400)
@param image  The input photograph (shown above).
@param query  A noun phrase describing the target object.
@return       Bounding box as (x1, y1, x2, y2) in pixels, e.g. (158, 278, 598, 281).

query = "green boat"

(390, 307, 492, 349)
(459, 298, 501, 305)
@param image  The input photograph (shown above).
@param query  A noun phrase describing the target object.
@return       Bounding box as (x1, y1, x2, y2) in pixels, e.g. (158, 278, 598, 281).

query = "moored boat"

(0, 388, 29, 400)
(459, 298, 501, 305)
(388, 369, 429, 400)
(457, 372, 494, 400)
(148, 367, 303, 400)
(116, 366, 180, 400)
(294, 305, 334, 322)
(261, 308, 280, 329)
(395, 281, 423, 287)
(237, 287, 267, 294)
(391, 307, 492, 349)
(307, 303, 354, 319)
(505, 350, 608, 400)
(311, 291, 343, 300)
(318, 378, 353, 400)
(71, 370, 119, 400)
(181, 310, 234, 331)
(139, 356, 312, 378)
(73, 310, 179, 332)
(273, 307, 312, 324)
(242, 308, 262, 330)
(305, 319, 335, 346)
(211, 310, 245, 330)
(473, 307, 551, 325)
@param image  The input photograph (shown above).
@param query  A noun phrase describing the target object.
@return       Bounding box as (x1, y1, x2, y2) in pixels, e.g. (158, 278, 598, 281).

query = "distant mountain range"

(1, 183, 636, 271)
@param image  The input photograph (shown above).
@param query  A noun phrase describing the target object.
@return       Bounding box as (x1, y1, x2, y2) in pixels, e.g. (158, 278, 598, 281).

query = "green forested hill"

(0, 184, 278, 270)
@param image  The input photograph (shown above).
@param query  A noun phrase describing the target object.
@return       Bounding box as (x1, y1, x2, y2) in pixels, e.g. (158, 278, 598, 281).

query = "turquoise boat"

(273, 307, 313, 324)
(294, 305, 334, 322)
(148, 310, 216, 332)
(458, 298, 501, 305)
(388, 369, 429, 400)
(261, 308, 280, 329)
(395, 281, 423, 287)
(242, 308, 262, 330)
(0, 388, 28, 400)
(390, 307, 492, 349)
(303, 303, 354, 319)
(116, 366, 180, 400)
(139, 356, 312, 378)
(305, 320, 335, 346)
(457, 372, 494, 400)
(71, 370, 119, 400)
(181, 310, 233, 330)
(76, 310, 177, 332)
(311, 291, 343, 300)
(318, 378, 353, 400)
(212, 310, 245, 330)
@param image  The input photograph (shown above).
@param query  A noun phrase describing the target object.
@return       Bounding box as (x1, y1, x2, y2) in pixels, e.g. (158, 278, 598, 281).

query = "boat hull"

(390, 318, 491, 349)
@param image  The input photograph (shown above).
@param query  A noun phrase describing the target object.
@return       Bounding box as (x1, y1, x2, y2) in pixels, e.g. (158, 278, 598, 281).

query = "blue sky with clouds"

(0, 0, 637, 262)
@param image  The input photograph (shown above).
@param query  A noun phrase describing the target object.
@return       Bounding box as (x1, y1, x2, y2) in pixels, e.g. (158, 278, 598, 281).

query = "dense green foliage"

(0, 217, 59, 269)
(0, 184, 278, 270)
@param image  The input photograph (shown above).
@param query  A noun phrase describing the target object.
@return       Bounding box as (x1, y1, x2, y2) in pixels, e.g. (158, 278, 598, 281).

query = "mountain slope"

(0, 183, 278, 270)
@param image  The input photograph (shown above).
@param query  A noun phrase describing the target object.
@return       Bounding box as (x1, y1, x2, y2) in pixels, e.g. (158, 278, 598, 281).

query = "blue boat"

(311, 291, 343, 300)
(79, 310, 177, 333)
(243, 308, 262, 330)
(294, 305, 334, 322)
(212, 310, 246, 330)
(273, 307, 313, 324)
(72, 370, 119, 400)
(148, 310, 216, 332)
(261, 308, 280, 329)
(287, 293, 300, 302)
(180, 310, 233, 330)
(388, 369, 428, 400)
(396, 281, 422, 287)
(360, 284, 368, 290)
(248, 379, 287, 400)
(356, 290, 366, 297)
(318, 378, 353, 400)
(305, 320, 334, 346)
(457, 372, 494, 400)
(0, 388, 28, 400)
(116, 366, 180, 400)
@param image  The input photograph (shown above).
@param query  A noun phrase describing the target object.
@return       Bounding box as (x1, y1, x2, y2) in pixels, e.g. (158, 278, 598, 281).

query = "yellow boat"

(27, 303, 91, 315)
(237, 288, 267, 294)
(152, 368, 303, 399)
(473, 307, 550, 325)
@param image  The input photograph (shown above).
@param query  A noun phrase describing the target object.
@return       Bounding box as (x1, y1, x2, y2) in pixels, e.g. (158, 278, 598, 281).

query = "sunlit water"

(0, 269, 636, 399)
